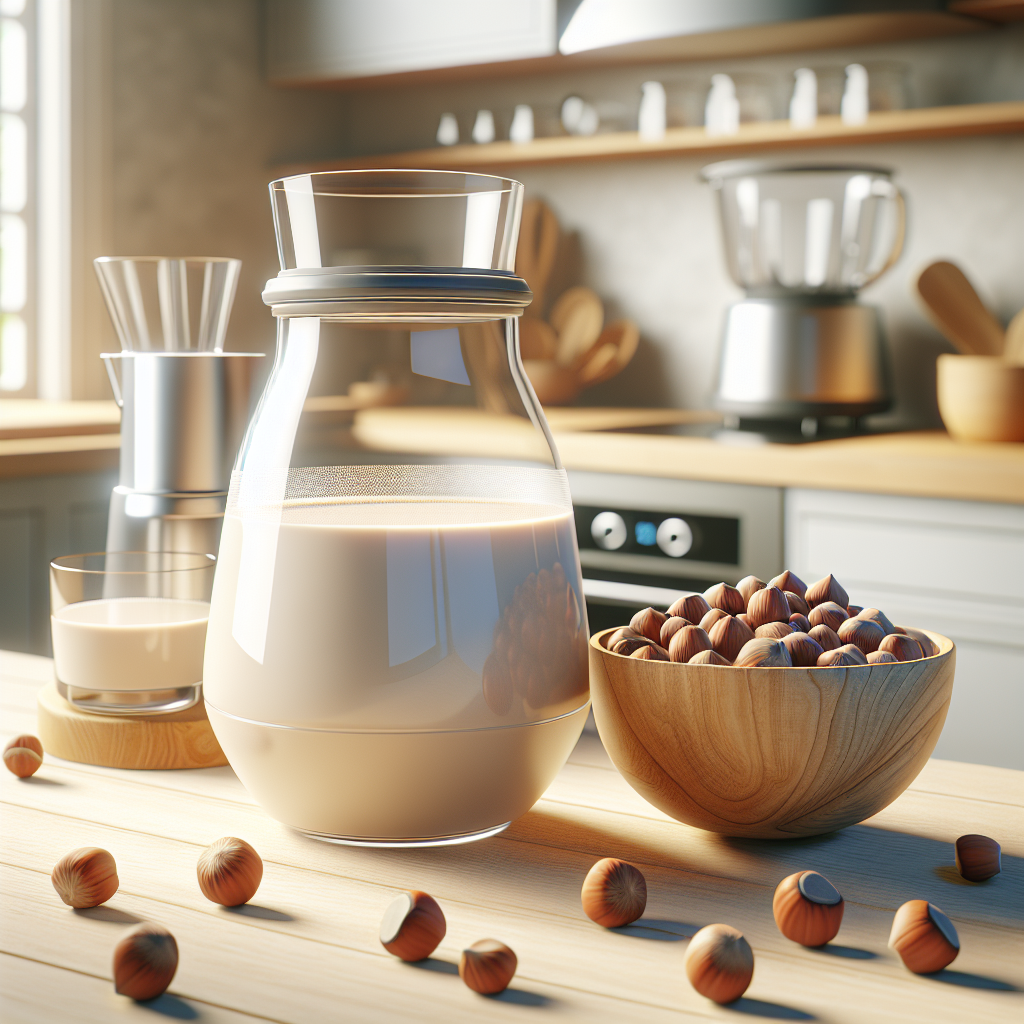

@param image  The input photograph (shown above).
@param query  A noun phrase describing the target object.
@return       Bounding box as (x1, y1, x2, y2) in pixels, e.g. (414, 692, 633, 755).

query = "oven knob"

(657, 517, 693, 558)
(591, 511, 627, 551)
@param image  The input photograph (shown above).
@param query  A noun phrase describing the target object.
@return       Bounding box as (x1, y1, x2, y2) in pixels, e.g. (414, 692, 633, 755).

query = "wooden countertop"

(2, 650, 1022, 1022)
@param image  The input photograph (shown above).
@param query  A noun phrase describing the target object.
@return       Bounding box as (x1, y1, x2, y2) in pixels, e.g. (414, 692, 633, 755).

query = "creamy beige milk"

(52, 597, 210, 692)
(203, 500, 590, 839)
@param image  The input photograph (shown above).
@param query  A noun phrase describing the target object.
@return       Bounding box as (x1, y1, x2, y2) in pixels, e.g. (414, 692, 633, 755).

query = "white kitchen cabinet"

(266, 0, 556, 84)
(785, 488, 1024, 770)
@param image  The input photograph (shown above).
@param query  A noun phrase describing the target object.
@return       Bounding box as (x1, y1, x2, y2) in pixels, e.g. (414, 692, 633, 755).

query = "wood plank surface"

(2, 653, 1022, 1022)
(273, 102, 1024, 175)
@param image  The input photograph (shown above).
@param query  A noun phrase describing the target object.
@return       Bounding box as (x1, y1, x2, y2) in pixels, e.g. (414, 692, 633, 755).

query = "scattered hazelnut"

(955, 835, 1001, 882)
(689, 649, 731, 666)
(197, 837, 263, 906)
(605, 627, 638, 650)
(808, 601, 849, 633)
(806, 574, 849, 610)
(708, 615, 755, 663)
(703, 582, 745, 615)
(855, 607, 895, 634)
(867, 650, 899, 665)
(889, 900, 959, 974)
(808, 624, 842, 652)
(459, 939, 517, 995)
(4, 734, 43, 778)
(788, 613, 811, 633)
(699, 608, 729, 633)
(113, 923, 178, 1001)
(684, 923, 754, 1004)
(631, 644, 669, 661)
(612, 635, 657, 656)
(773, 871, 844, 947)
(837, 617, 885, 655)
(660, 616, 691, 648)
(769, 570, 807, 599)
(878, 634, 923, 662)
(52, 848, 119, 908)
(755, 621, 793, 641)
(736, 575, 766, 607)
(667, 593, 711, 624)
(630, 607, 667, 643)
(781, 631, 823, 667)
(735, 638, 792, 668)
(783, 591, 810, 617)
(380, 890, 446, 961)
(581, 858, 647, 928)
(668, 625, 713, 664)
(899, 627, 939, 657)
(817, 648, 862, 667)
(747, 587, 791, 629)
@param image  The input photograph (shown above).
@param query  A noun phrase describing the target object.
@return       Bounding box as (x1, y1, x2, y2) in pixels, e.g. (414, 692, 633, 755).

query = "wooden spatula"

(915, 261, 1005, 356)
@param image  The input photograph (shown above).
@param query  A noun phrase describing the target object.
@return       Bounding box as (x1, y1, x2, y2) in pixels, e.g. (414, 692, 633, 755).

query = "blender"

(701, 161, 905, 432)
(202, 170, 591, 846)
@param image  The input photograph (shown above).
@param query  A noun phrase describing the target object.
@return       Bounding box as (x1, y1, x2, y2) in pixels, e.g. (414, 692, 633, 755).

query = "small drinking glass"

(50, 552, 216, 715)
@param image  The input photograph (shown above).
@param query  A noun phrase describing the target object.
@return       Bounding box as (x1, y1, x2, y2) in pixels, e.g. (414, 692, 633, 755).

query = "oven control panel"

(574, 504, 739, 566)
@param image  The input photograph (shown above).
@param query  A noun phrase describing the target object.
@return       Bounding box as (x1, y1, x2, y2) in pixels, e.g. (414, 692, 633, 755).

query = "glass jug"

(203, 171, 590, 846)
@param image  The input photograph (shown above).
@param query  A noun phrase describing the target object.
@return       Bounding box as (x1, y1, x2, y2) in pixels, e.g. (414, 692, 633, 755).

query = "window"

(1, 0, 32, 393)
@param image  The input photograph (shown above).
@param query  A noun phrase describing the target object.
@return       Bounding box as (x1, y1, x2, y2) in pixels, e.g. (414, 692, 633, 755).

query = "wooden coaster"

(36, 680, 228, 770)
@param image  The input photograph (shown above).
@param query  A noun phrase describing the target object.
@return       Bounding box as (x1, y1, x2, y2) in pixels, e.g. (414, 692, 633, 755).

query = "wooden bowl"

(937, 354, 1024, 442)
(589, 628, 955, 838)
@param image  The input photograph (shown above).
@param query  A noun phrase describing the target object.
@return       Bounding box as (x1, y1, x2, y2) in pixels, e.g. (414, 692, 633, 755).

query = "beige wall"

(97, 3, 1024, 428)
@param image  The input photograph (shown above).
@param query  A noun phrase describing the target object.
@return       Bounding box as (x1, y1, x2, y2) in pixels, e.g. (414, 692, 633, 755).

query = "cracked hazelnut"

(773, 871, 845, 947)
(197, 837, 262, 906)
(4, 734, 43, 778)
(52, 847, 119, 908)
(747, 586, 791, 628)
(380, 890, 446, 961)
(735, 637, 792, 668)
(685, 924, 754, 1004)
(630, 607, 667, 643)
(460, 939, 517, 995)
(703, 583, 745, 615)
(113, 923, 178, 1001)
(708, 615, 755, 663)
(806, 574, 849, 609)
(667, 593, 711, 624)
(668, 625, 713, 664)
(581, 858, 647, 928)
(889, 900, 959, 974)
(955, 835, 1001, 882)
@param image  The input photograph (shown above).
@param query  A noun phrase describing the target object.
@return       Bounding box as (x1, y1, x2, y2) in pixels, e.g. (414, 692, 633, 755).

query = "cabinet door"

(785, 488, 1024, 770)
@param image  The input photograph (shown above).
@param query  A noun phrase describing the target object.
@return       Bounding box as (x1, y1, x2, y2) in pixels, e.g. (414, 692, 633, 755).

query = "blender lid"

(262, 265, 532, 319)
(700, 160, 894, 182)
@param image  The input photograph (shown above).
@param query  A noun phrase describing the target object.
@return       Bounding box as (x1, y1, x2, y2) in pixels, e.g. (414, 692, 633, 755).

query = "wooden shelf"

(276, 101, 1024, 175)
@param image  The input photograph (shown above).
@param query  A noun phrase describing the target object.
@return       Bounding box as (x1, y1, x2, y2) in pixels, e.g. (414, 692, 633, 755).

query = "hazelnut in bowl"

(589, 576, 956, 839)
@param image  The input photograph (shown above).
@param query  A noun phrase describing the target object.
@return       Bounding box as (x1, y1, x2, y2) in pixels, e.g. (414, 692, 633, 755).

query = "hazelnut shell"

(52, 847, 119, 908)
(867, 649, 899, 664)
(380, 890, 446, 961)
(736, 575, 766, 607)
(459, 939, 517, 995)
(769, 570, 807, 599)
(788, 612, 811, 633)
(630, 607, 667, 643)
(113, 923, 178, 1001)
(817, 648, 862, 667)
(955, 834, 1001, 882)
(684, 923, 754, 1004)
(4, 734, 43, 757)
(708, 615, 755, 663)
(667, 593, 711, 624)
(689, 649, 731, 666)
(197, 837, 263, 906)
(581, 858, 647, 928)
(855, 607, 895, 634)
(783, 591, 810, 617)
(781, 631, 823, 667)
(4, 746, 42, 778)
(837, 617, 885, 654)
(900, 627, 939, 657)
(703, 582, 745, 615)
(806, 574, 849, 610)
(734, 637, 792, 668)
(631, 643, 669, 661)
(755, 621, 793, 641)
(668, 625, 713, 664)
(889, 900, 959, 974)
(808, 600, 849, 633)
(878, 634, 923, 662)
(660, 615, 691, 648)
(605, 627, 638, 649)
(699, 608, 729, 633)
(808, 624, 842, 652)
(747, 587, 791, 629)
(773, 871, 845, 947)
(612, 635, 657, 656)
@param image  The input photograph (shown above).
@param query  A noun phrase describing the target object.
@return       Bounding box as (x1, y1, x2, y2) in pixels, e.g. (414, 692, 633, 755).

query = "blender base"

(295, 821, 511, 848)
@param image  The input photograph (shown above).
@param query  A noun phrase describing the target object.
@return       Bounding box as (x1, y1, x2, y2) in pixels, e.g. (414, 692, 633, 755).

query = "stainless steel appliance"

(702, 161, 905, 424)
(95, 257, 263, 556)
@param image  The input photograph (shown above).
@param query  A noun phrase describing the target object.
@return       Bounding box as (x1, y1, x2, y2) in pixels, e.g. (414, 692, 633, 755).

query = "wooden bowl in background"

(589, 627, 955, 839)
(937, 354, 1024, 442)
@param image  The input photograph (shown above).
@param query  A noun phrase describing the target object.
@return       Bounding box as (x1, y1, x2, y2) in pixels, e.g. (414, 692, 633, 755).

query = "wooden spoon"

(1004, 308, 1024, 366)
(550, 286, 604, 367)
(916, 261, 1005, 356)
(515, 200, 559, 317)
(579, 320, 640, 386)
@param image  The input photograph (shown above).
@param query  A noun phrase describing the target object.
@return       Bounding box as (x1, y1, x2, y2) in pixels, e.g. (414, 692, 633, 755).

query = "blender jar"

(203, 171, 591, 846)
